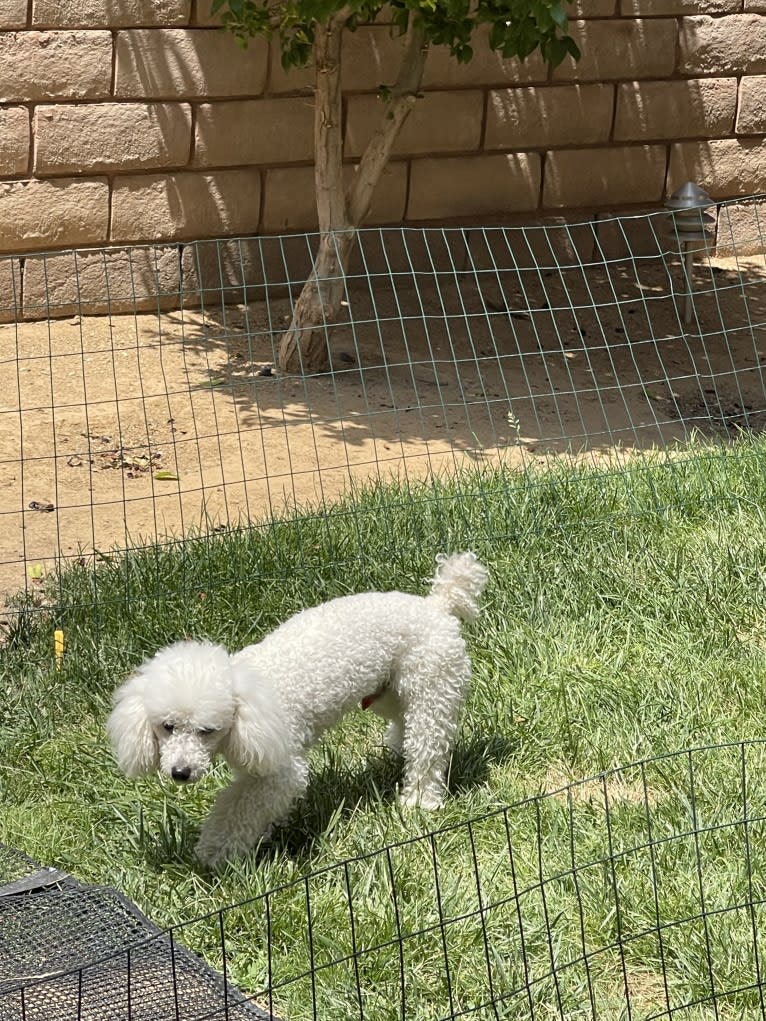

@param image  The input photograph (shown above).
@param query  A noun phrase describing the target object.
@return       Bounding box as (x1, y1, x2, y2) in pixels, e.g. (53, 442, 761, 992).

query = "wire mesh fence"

(2, 196, 765, 619)
(3, 199, 766, 1019)
(5, 740, 766, 1020)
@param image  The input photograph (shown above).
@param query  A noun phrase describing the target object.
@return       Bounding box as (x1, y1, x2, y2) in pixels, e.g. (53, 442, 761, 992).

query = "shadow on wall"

(109, 28, 263, 242)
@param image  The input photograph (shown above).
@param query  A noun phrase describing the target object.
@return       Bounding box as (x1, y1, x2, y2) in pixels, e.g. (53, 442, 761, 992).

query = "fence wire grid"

(5, 741, 766, 1020)
(3, 199, 766, 1020)
(1, 196, 765, 616)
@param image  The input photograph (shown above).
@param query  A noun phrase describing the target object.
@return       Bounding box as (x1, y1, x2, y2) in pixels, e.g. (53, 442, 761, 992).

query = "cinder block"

(181, 235, 316, 307)
(115, 28, 268, 98)
(594, 208, 676, 260)
(181, 237, 265, 307)
(544, 146, 667, 208)
(110, 169, 261, 242)
(485, 85, 614, 150)
(614, 78, 737, 141)
(422, 26, 549, 88)
(669, 138, 766, 200)
(0, 178, 109, 252)
(552, 19, 677, 81)
(32, 0, 191, 26)
(261, 162, 407, 232)
(346, 226, 475, 281)
(567, 0, 617, 14)
(0, 106, 30, 175)
(194, 98, 314, 166)
(0, 256, 21, 322)
(266, 37, 314, 94)
(678, 15, 766, 75)
(22, 246, 181, 318)
(268, 23, 549, 94)
(181, 231, 424, 309)
(191, 0, 222, 25)
(333, 25, 405, 92)
(407, 154, 541, 221)
(715, 199, 766, 255)
(0, 31, 112, 102)
(0, 0, 27, 28)
(736, 76, 766, 134)
(35, 103, 192, 174)
(345, 91, 483, 158)
(623, 0, 740, 11)
(467, 217, 598, 274)
(258, 165, 313, 231)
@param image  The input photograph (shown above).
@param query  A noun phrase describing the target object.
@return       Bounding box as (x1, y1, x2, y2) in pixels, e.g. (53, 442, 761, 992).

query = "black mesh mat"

(0, 845, 64, 894)
(0, 844, 272, 1021)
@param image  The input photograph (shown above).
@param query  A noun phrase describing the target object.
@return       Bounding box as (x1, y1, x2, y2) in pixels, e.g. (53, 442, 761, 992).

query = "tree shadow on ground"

(146, 229, 766, 461)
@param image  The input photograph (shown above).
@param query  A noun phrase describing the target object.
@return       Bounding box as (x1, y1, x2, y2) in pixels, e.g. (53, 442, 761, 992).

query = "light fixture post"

(665, 182, 715, 326)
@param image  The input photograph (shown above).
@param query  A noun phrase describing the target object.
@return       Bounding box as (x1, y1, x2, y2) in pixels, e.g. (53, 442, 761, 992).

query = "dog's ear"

(220, 665, 289, 775)
(107, 672, 158, 777)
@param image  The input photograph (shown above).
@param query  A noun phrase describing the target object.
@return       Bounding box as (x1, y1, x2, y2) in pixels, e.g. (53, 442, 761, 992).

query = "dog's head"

(109, 638, 290, 784)
(107, 641, 238, 783)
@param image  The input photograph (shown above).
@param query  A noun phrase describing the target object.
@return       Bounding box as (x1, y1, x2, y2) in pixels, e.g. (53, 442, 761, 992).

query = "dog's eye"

(162, 722, 175, 733)
(198, 727, 216, 737)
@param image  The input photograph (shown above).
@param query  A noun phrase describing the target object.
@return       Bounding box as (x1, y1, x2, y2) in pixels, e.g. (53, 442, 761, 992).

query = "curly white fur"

(107, 552, 488, 867)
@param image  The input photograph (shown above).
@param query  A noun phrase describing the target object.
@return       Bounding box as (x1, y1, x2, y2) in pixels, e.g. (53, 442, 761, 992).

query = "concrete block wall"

(0, 0, 764, 317)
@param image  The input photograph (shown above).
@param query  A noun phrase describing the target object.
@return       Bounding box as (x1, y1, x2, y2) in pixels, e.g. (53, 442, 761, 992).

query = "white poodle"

(107, 552, 488, 867)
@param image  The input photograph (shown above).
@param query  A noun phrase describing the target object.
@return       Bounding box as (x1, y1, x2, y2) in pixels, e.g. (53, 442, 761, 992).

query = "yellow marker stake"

(54, 629, 64, 670)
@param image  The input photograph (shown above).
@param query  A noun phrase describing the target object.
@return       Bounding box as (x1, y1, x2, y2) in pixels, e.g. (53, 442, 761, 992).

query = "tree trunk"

(279, 10, 349, 374)
(278, 227, 357, 373)
(278, 14, 429, 374)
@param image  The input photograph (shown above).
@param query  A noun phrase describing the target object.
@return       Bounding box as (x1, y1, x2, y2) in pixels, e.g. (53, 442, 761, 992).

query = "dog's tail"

(427, 552, 488, 622)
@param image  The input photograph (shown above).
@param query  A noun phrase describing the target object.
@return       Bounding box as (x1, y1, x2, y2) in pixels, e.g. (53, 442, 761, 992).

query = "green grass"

(5, 439, 766, 1017)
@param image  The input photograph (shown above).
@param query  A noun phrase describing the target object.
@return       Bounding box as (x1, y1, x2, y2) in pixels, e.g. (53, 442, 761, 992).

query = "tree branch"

(347, 14, 429, 226)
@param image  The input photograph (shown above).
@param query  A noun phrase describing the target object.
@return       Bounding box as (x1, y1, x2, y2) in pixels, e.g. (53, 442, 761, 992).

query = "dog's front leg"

(194, 761, 309, 867)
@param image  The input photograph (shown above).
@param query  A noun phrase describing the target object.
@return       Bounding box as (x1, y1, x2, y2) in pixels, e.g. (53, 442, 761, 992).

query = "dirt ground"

(2, 249, 765, 604)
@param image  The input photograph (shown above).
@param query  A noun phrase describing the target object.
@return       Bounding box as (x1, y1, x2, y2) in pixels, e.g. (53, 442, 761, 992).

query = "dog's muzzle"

(171, 766, 192, 782)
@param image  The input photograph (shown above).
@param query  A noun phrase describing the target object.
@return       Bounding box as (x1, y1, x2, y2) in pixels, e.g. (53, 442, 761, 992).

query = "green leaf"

(154, 471, 180, 481)
(563, 35, 581, 61)
(540, 26, 580, 67)
(211, 0, 582, 104)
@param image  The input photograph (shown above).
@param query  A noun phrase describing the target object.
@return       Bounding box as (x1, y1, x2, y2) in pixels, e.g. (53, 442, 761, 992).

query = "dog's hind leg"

(194, 758, 309, 867)
(398, 702, 456, 809)
(396, 643, 471, 810)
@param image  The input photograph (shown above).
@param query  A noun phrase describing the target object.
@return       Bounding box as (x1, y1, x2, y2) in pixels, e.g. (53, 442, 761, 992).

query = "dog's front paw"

(399, 787, 445, 811)
(194, 841, 225, 870)
(194, 833, 233, 869)
(194, 830, 244, 869)
(194, 827, 273, 869)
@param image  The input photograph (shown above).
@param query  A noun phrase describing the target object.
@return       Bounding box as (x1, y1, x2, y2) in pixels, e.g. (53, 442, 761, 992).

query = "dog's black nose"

(171, 766, 192, 782)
